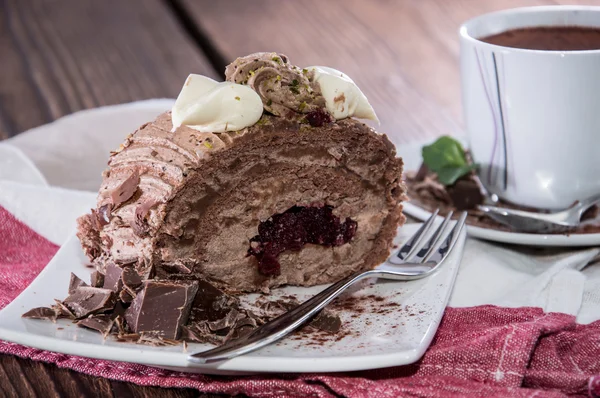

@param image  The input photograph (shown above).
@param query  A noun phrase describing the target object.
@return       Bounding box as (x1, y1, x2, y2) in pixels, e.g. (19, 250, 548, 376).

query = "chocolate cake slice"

(77, 52, 406, 293)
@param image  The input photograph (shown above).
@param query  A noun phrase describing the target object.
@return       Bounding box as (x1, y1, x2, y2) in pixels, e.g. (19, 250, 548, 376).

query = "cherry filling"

(248, 205, 357, 276)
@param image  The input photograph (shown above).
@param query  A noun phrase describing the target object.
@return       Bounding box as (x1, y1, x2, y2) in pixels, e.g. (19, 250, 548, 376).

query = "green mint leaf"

(422, 136, 474, 186)
(436, 164, 477, 186)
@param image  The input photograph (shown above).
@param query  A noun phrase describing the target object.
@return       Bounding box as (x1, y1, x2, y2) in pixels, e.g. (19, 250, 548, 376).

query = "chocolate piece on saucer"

(124, 280, 199, 339)
(103, 262, 123, 292)
(62, 287, 116, 319)
(68, 273, 88, 294)
(22, 307, 57, 321)
(446, 178, 484, 211)
(77, 314, 114, 336)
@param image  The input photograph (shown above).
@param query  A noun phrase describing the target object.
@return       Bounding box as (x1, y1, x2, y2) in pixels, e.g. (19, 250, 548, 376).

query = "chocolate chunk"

(63, 287, 116, 319)
(103, 262, 123, 292)
(119, 289, 134, 304)
(311, 311, 342, 333)
(53, 299, 76, 319)
(90, 271, 105, 288)
(68, 273, 88, 294)
(77, 314, 114, 336)
(131, 200, 158, 237)
(124, 280, 198, 339)
(22, 307, 57, 321)
(447, 178, 484, 210)
(121, 267, 142, 290)
(189, 280, 239, 323)
(110, 171, 139, 207)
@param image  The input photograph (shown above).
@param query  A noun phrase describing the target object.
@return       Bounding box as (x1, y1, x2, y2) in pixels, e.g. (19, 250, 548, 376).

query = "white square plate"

(0, 223, 465, 374)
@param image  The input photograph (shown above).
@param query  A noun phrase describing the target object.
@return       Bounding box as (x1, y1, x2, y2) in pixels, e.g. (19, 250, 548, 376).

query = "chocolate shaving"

(137, 333, 180, 347)
(22, 307, 57, 321)
(68, 273, 88, 294)
(131, 199, 158, 237)
(97, 204, 113, 226)
(207, 308, 240, 332)
(53, 299, 76, 319)
(112, 315, 128, 335)
(62, 287, 116, 319)
(116, 333, 140, 343)
(90, 271, 105, 288)
(161, 261, 192, 274)
(110, 171, 139, 207)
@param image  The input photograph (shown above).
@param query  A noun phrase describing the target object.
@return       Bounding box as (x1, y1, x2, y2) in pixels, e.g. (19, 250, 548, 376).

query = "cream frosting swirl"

(171, 74, 263, 133)
(306, 66, 378, 122)
(225, 52, 377, 122)
(225, 52, 326, 117)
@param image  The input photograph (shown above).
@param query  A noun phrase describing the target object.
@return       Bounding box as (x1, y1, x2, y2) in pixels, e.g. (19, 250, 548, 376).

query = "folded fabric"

(2, 205, 600, 397)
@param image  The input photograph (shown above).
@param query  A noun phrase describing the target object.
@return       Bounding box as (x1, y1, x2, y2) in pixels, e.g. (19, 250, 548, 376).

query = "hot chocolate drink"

(480, 26, 600, 51)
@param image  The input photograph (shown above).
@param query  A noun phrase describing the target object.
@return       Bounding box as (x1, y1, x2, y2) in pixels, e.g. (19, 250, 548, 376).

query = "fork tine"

(396, 209, 439, 261)
(413, 211, 454, 263)
(423, 211, 467, 263)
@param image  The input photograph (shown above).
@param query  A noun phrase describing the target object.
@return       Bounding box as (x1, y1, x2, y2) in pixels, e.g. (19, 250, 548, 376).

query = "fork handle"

(188, 268, 379, 364)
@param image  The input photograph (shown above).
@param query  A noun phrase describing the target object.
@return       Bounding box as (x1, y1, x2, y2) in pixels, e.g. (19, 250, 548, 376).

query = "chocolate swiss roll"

(77, 52, 406, 294)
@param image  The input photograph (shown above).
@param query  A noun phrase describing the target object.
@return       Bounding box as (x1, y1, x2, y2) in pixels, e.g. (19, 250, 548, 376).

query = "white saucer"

(404, 202, 600, 247)
(0, 223, 466, 374)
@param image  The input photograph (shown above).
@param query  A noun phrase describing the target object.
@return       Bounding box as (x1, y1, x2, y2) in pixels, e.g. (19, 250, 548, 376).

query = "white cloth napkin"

(2, 99, 599, 323)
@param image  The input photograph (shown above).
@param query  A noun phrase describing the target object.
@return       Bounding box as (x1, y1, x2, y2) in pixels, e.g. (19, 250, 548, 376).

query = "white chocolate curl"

(306, 66, 379, 123)
(171, 74, 264, 133)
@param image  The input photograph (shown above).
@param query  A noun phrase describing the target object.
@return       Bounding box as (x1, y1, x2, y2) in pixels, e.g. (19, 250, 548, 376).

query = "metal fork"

(188, 209, 467, 364)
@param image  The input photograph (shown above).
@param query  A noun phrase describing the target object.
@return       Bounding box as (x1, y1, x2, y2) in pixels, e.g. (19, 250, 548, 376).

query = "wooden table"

(0, 0, 590, 396)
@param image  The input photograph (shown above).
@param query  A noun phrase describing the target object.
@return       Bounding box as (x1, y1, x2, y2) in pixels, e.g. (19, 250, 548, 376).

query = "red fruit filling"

(248, 205, 357, 276)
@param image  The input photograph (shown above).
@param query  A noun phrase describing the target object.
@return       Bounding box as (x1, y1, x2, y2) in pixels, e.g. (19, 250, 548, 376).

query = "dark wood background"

(0, 0, 593, 396)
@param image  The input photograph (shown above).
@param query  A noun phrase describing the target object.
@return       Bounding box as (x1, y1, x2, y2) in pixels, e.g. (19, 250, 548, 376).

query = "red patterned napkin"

(1, 205, 599, 397)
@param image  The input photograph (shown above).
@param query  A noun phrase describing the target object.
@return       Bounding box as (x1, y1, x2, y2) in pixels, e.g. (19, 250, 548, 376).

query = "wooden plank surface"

(180, 0, 592, 146)
(0, 0, 217, 137)
(0, 0, 219, 396)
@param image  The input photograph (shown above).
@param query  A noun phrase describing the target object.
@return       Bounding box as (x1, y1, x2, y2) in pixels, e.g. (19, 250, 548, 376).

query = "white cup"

(460, 6, 600, 210)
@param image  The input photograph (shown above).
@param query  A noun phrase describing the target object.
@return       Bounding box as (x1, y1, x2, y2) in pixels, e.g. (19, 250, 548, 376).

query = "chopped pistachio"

(298, 101, 307, 111)
(249, 70, 255, 76)
(235, 96, 241, 101)
(203, 141, 213, 149)
(276, 75, 281, 81)
(272, 56, 282, 64)
(302, 68, 308, 75)
(291, 79, 299, 87)
(266, 99, 273, 106)
(290, 86, 300, 95)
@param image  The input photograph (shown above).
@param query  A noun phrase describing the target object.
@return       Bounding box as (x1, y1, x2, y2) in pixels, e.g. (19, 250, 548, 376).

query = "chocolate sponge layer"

(77, 113, 405, 293)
